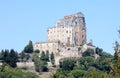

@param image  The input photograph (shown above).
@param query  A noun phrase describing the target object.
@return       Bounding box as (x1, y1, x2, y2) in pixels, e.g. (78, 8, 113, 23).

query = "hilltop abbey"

(34, 12, 95, 65)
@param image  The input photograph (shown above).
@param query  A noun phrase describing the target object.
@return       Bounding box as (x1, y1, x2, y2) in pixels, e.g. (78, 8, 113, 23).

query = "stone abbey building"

(34, 12, 86, 53)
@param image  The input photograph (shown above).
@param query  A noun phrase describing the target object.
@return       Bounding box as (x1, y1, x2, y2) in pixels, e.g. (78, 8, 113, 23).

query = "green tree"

(0, 64, 39, 78)
(96, 47, 113, 58)
(2, 49, 9, 63)
(59, 58, 76, 71)
(1, 49, 18, 68)
(20, 51, 26, 62)
(25, 53, 30, 61)
(68, 69, 87, 78)
(24, 40, 33, 53)
(50, 72, 60, 78)
(40, 51, 46, 61)
(93, 57, 111, 72)
(9, 49, 18, 68)
(95, 47, 103, 55)
(34, 49, 40, 53)
(50, 52, 55, 66)
(45, 50, 49, 62)
(0, 50, 4, 60)
(79, 56, 95, 70)
(82, 48, 94, 57)
(110, 41, 120, 77)
(34, 53, 48, 72)
(34, 55, 41, 72)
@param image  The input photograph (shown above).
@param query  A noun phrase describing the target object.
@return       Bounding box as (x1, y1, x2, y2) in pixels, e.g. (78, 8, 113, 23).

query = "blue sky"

(0, 0, 120, 54)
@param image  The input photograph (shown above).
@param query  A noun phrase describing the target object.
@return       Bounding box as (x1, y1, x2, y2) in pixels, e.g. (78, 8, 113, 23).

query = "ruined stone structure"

(34, 12, 86, 52)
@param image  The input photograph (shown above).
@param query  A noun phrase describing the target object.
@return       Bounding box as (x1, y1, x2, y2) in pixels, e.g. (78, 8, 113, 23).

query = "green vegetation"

(19, 51, 30, 62)
(34, 49, 40, 53)
(0, 49, 18, 68)
(33, 51, 49, 73)
(1, 40, 120, 78)
(46, 50, 50, 62)
(59, 58, 76, 71)
(23, 40, 33, 53)
(82, 48, 94, 57)
(0, 63, 38, 78)
(110, 41, 120, 78)
(40, 51, 46, 61)
(50, 52, 55, 66)
(50, 47, 116, 78)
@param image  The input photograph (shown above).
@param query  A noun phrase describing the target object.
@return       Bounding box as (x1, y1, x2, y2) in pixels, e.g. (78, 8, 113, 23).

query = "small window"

(82, 35, 84, 38)
(66, 30, 68, 33)
(68, 48, 70, 50)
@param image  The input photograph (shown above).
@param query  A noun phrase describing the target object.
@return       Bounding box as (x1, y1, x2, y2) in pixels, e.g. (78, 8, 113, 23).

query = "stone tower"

(47, 12, 86, 46)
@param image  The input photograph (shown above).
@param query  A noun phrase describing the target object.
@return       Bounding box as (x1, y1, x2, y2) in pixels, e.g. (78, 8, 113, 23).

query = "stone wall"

(47, 26, 73, 46)
(33, 12, 88, 65)
(33, 41, 58, 54)
(0, 62, 34, 67)
(17, 62, 34, 67)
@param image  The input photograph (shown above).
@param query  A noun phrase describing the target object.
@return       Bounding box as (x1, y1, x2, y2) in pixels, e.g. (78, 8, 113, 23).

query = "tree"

(50, 72, 60, 78)
(0, 50, 4, 60)
(25, 54, 30, 61)
(34, 56, 41, 72)
(45, 50, 49, 62)
(3, 49, 9, 63)
(24, 40, 33, 53)
(68, 69, 87, 78)
(40, 60, 48, 72)
(82, 48, 94, 57)
(95, 47, 103, 55)
(110, 41, 120, 77)
(9, 49, 18, 68)
(93, 57, 111, 72)
(59, 58, 76, 71)
(0, 49, 18, 68)
(20, 51, 26, 62)
(50, 52, 55, 66)
(40, 51, 46, 61)
(0, 64, 39, 78)
(34, 49, 40, 53)
(114, 41, 119, 61)
(34, 54, 48, 72)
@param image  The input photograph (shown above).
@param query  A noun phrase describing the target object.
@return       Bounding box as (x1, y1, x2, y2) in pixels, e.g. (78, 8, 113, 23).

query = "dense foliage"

(33, 51, 49, 73)
(59, 58, 76, 71)
(50, 52, 55, 66)
(1, 40, 120, 78)
(0, 49, 18, 68)
(82, 48, 94, 57)
(50, 47, 115, 78)
(0, 63, 38, 78)
(23, 40, 33, 53)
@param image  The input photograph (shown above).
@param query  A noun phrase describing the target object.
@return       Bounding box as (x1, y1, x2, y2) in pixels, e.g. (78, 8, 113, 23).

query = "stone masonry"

(33, 12, 95, 65)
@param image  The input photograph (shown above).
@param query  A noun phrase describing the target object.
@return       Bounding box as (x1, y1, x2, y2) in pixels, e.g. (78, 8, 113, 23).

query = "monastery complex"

(33, 12, 96, 65)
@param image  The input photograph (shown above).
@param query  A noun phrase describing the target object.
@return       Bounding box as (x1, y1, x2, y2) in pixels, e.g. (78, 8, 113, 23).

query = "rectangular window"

(66, 30, 68, 33)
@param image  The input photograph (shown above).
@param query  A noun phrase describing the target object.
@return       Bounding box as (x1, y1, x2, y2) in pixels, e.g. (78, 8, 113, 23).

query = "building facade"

(34, 41, 58, 54)
(47, 12, 86, 46)
(34, 12, 86, 53)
